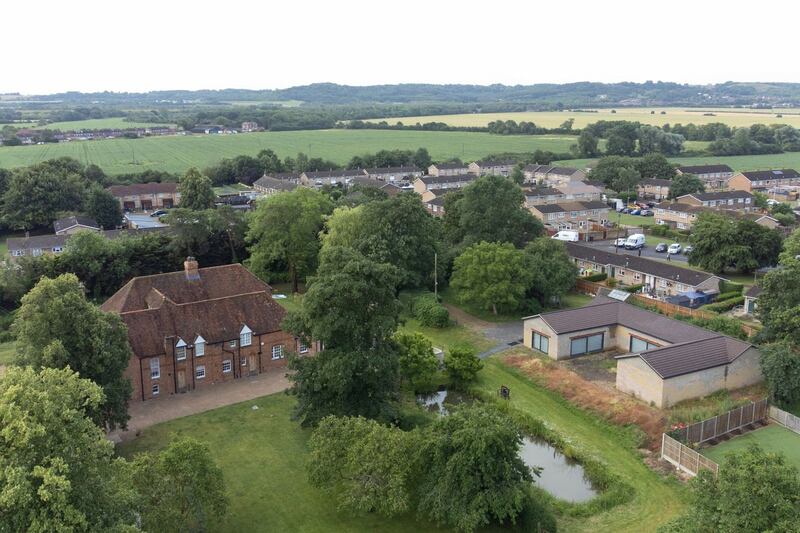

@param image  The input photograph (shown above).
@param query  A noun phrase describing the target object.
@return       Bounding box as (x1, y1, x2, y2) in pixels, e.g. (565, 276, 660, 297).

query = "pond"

(417, 388, 598, 503)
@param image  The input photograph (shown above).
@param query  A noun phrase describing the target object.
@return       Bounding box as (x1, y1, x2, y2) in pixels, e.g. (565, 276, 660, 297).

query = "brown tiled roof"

(740, 169, 800, 181)
(636, 336, 751, 379)
(107, 182, 178, 196)
(677, 164, 734, 174)
(655, 201, 706, 214)
(679, 191, 753, 202)
(532, 201, 608, 214)
(54, 216, 100, 233)
(102, 264, 285, 358)
(418, 174, 476, 185)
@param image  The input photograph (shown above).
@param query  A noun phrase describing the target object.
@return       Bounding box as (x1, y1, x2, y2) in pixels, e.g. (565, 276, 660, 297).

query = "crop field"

(703, 424, 800, 470)
(370, 107, 800, 129)
(41, 117, 176, 131)
(0, 130, 577, 175)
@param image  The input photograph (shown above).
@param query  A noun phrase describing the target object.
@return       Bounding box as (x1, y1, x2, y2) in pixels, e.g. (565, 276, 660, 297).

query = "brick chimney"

(184, 256, 200, 281)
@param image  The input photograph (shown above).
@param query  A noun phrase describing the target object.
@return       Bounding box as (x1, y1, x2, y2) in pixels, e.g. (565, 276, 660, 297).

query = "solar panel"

(608, 289, 631, 301)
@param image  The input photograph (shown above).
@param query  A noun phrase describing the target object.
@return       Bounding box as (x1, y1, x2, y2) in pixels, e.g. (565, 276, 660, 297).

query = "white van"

(551, 230, 579, 242)
(624, 233, 646, 249)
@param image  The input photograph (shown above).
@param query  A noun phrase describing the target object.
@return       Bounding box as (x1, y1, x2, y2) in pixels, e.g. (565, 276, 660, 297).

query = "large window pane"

(587, 334, 603, 353)
(630, 337, 648, 353)
(541, 336, 549, 354)
(570, 337, 588, 356)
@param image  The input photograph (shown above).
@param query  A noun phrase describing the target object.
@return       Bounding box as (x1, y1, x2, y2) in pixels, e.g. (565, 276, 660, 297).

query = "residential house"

(241, 121, 259, 132)
(524, 187, 566, 207)
(7, 227, 168, 261)
(522, 296, 761, 407)
(108, 182, 181, 211)
(728, 169, 800, 193)
(53, 216, 101, 235)
(427, 162, 470, 176)
(676, 164, 735, 190)
(529, 201, 609, 232)
(413, 175, 476, 198)
(637, 178, 671, 200)
(253, 176, 298, 196)
(677, 190, 754, 210)
(744, 285, 761, 315)
(556, 181, 604, 202)
(423, 196, 446, 217)
(349, 177, 405, 197)
(300, 169, 366, 186)
(523, 165, 587, 186)
(362, 166, 423, 181)
(468, 160, 516, 176)
(565, 242, 725, 297)
(654, 202, 705, 229)
(101, 258, 316, 402)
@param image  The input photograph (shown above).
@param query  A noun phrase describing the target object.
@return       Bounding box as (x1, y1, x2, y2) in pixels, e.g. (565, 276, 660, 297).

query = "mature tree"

(0, 367, 135, 531)
(637, 125, 684, 155)
(757, 260, 800, 346)
(413, 147, 433, 169)
(307, 416, 419, 517)
(13, 274, 132, 429)
(83, 163, 108, 186)
(576, 130, 600, 157)
(444, 346, 483, 390)
(612, 167, 642, 195)
(635, 153, 676, 180)
(321, 194, 438, 288)
(752, 190, 769, 209)
(736, 218, 783, 268)
(1, 162, 85, 229)
(58, 231, 130, 299)
(451, 242, 532, 315)
(83, 184, 123, 229)
(588, 155, 637, 188)
(257, 148, 285, 174)
(780, 226, 800, 264)
(510, 163, 525, 185)
(285, 246, 401, 351)
(759, 342, 800, 408)
(524, 238, 578, 306)
(661, 445, 800, 533)
(668, 173, 705, 199)
(689, 212, 781, 274)
(441, 189, 466, 244)
(604, 124, 638, 156)
(452, 175, 543, 248)
(131, 437, 228, 532)
(394, 331, 439, 392)
(417, 404, 533, 532)
(247, 188, 333, 293)
(166, 207, 248, 266)
(178, 167, 216, 210)
(287, 346, 400, 426)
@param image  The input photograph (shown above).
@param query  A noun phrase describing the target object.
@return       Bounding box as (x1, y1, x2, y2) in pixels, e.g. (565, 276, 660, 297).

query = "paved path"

(580, 238, 689, 263)
(444, 304, 523, 359)
(110, 371, 291, 443)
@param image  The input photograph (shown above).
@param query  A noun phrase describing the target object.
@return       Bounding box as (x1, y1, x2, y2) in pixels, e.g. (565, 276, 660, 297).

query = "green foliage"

(667, 173, 705, 199)
(713, 291, 744, 303)
(13, 274, 132, 429)
(447, 175, 543, 248)
(451, 242, 532, 315)
(83, 184, 123, 229)
(700, 296, 745, 313)
(413, 293, 450, 328)
(416, 404, 532, 532)
(760, 342, 800, 409)
(757, 261, 800, 345)
(165, 206, 249, 266)
(719, 280, 744, 294)
(247, 187, 333, 292)
(307, 416, 419, 517)
(444, 346, 483, 390)
(576, 130, 599, 157)
(0, 367, 136, 531)
(1, 161, 86, 229)
(689, 211, 782, 274)
(523, 238, 578, 306)
(683, 315, 747, 340)
(660, 444, 800, 533)
(178, 166, 216, 210)
(581, 272, 608, 282)
(780, 226, 800, 265)
(587, 155, 638, 188)
(623, 284, 645, 293)
(394, 331, 439, 392)
(634, 153, 676, 180)
(130, 437, 228, 532)
(611, 167, 641, 194)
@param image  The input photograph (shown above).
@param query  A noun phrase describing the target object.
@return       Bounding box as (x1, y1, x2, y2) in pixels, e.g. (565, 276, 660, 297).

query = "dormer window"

(240, 325, 252, 347)
(175, 338, 187, 360)
(195, 335, 206, 357)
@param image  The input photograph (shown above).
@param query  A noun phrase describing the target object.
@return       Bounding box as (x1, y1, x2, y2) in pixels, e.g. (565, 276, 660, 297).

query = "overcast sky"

(4, 0, 798, 94)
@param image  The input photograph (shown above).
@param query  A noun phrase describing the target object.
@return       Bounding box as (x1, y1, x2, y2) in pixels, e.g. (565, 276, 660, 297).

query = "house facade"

(676, 164, 735, 191)
(362, 166, 422, 181)
(530, 201, 610, 232)
(654, 202, 704, 229)
(468, 160, 516, 176)
(524, 187, 566, 206)
(253, 175, 299, 196)
(108, 182, 181, 211)
(637, 178, 671, 200)
(300, 169, 366, 186)
(523, 297, 761, 407)
(427, 163, 470, 176)
(8, 227, 168, 261)
(413, 174, 476, 196)
(523, 165, 586, 186)
(101, 259, 316, 402)
(728, 169, 800, 192)
(677, 190, 754, 210)
(566, 242, 725, 297)
(54, 216, 101, 235)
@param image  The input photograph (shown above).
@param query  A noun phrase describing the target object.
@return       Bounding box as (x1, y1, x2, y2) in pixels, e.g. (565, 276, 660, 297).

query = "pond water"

(417, 389, 598, 503)
(519, 437, 598, 503)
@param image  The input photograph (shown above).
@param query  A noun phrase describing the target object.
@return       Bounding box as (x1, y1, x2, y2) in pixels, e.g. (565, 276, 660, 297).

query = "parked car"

(150, 210, 167, 217)
(668, 243, 682, 255)
(625, 234, 646, 249)
(683, 245, 694, 255)
(655, 243, 668, 253)
(640, 209, 653, 216)
(552, 230, 579, 242)
(613, 237, 627, 247)
(630, 209, 641, 215)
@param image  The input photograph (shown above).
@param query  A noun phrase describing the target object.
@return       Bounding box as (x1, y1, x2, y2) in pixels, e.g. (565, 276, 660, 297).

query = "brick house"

(676, 190, 754, 210)
(654, 202, 704, 229)
(427, 162, 470, 176)
(637, 178, 671, 200)
(253, 175, 299, 196)
(362, 166, 423, 181)
(523, 165, 586, 186)
(728, 169, 800, 192)
(300, 169, 366, 186)
(529, 201, 609, 232)
(108, 182, 181, 212)
(413, 174, 476, 198)
(676, 164, 735, 191)
(467, 160, 516, 176)
(423, 196, 446, 217)
(524, 187, 565, 206)
(101, 259, 315, 402)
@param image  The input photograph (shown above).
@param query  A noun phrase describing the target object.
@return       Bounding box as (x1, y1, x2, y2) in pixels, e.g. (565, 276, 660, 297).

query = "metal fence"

(770, 405, 800, 435)
(672, 399, 769, 445)
(661, 434, 719, 477)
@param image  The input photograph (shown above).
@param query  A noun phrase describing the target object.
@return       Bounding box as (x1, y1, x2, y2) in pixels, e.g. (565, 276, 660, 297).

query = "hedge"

(413, 293, 450, 328)
(714, 291, 744, 303)
(624, 284, 644, 293)
(719, 280, 744, 294)
(582, 272, 608, 282)
(701, 296, 745, 313)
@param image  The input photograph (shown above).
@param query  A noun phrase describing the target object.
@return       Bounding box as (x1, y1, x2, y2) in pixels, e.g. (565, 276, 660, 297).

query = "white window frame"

(299, 342, 309, 354)
(152, 383, 160, 396)
(194, 335, 205, 357)
(229, 339, 237, 348)
(11, 249, 24, 257)
(175, 338, 187, 361)
(222, 360, 232, 373)
(150, 358, 160, 379)
(271, 344, 285, 360)
(196, 365, 206, 379)
(240, 325, 252, 347)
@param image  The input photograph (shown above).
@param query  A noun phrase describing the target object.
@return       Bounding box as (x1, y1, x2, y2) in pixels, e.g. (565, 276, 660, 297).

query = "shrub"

(514, 487, 558, 532)
(719, 280, 744, 294)
(444, 346, 483, 390)
(714, 291, 744, 303)
(582, 272, 607, 282)
(606, 278, 618, 288)
(624, 284, 644, 293)
(701, 296, 744, 313)
(413, 294, 450, 328)
(688, 315, 747, 340)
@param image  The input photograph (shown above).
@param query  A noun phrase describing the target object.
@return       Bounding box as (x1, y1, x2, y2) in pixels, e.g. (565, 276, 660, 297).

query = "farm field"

(370, 107, 800, 129)
(41, 117, 176, 131)
(0, 129, 577, 175)
(117, 354, 687, 533)
(703, 424, 800, 470)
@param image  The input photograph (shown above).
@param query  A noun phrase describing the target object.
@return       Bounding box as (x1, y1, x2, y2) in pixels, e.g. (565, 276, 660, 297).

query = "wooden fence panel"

(675, 399, 768, 445)
(770, 405, 800, 435)
(661, 434, 719, 477)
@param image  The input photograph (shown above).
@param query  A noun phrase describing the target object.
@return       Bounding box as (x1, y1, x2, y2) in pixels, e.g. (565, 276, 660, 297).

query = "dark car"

(655, 242, 668, 253)
(150, 210, 167, 217)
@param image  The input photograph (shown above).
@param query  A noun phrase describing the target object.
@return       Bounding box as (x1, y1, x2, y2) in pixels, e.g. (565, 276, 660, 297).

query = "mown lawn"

(475, 357, 687, 533)
(397, 317, 494, 353)
(439, 287, 523, 323)
(703, 424, 800, 470)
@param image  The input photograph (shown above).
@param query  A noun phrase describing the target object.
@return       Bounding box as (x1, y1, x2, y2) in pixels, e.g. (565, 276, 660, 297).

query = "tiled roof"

(54, 216, 100, 233)
(740, 169, 800, 181)
(253, 176, 298, 191)
(431, 162, 468, 169)
(472, 159, 516, 166)
(8, 227, 168, 252)
(677, 164, 734, 174)
(418, 174, 476, 185)
(654, 201, 706, 214)
(639, 178, 672, 187)
(303, 169, 364, 179)
(107, 182, 178, 196)
(532, 201, 608, 214)
(745, 285, 762, 298)
(525, 187, 563, 197)
(680, 190, 753, 202)
(363, 166, 420, 174)
(637, 336, 751, 379)
(565, 242, 720, 286)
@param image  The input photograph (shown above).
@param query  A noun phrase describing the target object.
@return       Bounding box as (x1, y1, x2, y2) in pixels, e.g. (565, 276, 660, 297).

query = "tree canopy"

(524, 238, 578, 306)
(178, 167, 216, 210)
(668, 173, 705, 199)
(83, 184, 123, 229)
(1, 162, 86, 229)
(757, 260, 800, 346)
(689, 212, 782, 274)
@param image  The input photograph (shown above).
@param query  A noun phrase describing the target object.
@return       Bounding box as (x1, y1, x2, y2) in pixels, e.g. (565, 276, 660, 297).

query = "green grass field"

(41, 117, 176, 131)
(371, 107, 800, 129)
(397, 317, 494, 353)
(703, 424, 800, 470)
(0, 130, 577, 175)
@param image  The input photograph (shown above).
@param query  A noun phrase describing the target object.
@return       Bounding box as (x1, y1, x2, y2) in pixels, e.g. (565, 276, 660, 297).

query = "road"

(581, 238, 689, 263)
